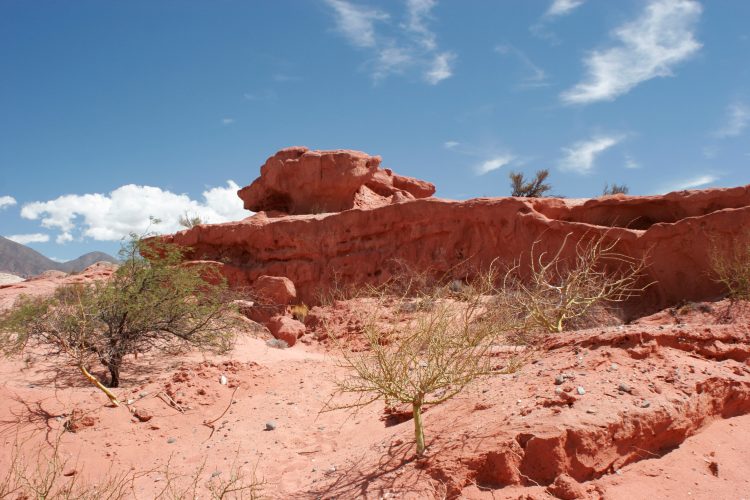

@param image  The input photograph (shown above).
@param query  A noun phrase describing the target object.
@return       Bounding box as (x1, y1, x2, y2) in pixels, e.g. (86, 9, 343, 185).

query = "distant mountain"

(0, 236, 118, 277)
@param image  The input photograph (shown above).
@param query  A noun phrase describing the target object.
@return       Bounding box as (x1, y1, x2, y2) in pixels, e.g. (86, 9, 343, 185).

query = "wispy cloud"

(715, 101, 749, 138)
(475, 154, 516, 175)
(495, 45, 549, 88)
(661, 173, 718, 193)
(443, 140, 460, 149)
(324, 0, 456, 84)
(221, 118, 235, 125)
(324, 0, 389, 48)
(559, 135, 623, 174)
(546, 0, 586, 17)
(624, 154, 641, 169)
(405, 0, 437, 50)
(0, 195, 16, 210)
(561, 0, 702, 105)
(21, 181, 249, 244)
(425, 51, 455, 84)
(5, 233, 50, 245)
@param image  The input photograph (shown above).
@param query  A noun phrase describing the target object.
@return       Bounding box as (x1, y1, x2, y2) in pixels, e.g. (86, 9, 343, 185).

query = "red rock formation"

(165, 147, 750, 315)
(237, 146, 435, 214)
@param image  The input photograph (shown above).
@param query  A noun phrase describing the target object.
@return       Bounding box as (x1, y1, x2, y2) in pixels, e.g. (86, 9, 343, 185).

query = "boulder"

(237, 146, 435, 214)
(254, 275, 296, 305)
(267, 315, 306, 347)
(547, 473, 587, 500)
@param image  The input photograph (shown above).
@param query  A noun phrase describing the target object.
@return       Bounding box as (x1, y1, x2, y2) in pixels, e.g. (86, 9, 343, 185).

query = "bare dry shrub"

(710, 232, 750, 301)
(501, 232, 651, 333)
(324, 273, 523, 456)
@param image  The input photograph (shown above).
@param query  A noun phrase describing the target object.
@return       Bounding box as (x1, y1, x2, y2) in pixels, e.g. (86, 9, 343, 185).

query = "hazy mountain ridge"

(0, 236, 117, 277)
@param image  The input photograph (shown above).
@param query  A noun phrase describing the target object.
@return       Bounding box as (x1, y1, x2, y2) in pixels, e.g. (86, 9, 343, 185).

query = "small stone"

(219, 375, 228, 385)
(576, 386, 586, 396)
(167, 437, 176, 444)
(641, 400, 651, 408)
(265, 421, 277, 431)
(555, 387, 563, 395)
(555, 375, 566, 385)
(618, 383, 632, 394)
(586, 408, 597, 414)
(610, 363, 619, 370)
(134, 409, 153, 422)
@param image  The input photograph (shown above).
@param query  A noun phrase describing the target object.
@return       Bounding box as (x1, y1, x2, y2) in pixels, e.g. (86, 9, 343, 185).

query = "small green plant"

(0, 235, 241, 404)
(710, 233, 750, 301)
(603, 183, 629, 195)
(290, 304, 309, 322)
(325, 277, 518, 456)
(509, 169, 551, 197)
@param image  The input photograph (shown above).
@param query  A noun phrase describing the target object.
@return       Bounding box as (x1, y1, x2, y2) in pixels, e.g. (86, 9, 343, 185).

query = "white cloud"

(5, 233, 50, 245)
(662, 174, 718, 193)
(495, 45, 549, 88)
(221, 118, 235, 125)
(561, 0, 702, 105)
(475, 154, 515, 175)
(443, 140, 460, 149)
(0, 195, 16, 210)
(20, 181, 249, 243)
(324, 0, 456, 84)
(406, 0, 437, 50)
(425, 51, 455, 84)
(624, 154, 641, 169)
(560, 135, 623, 174)
(546, 0, 586, 17)
(715, 102, 749, 138)
(324, 0, 389, 48)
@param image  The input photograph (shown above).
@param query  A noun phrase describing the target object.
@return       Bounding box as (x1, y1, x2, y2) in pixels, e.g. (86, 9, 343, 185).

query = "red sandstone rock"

(547, 473, 587, 499)
(237, 147, 435, 214)
(166, 182, 750, 315)
(267, 315, 305, 346)
(253, 275, 296, 305)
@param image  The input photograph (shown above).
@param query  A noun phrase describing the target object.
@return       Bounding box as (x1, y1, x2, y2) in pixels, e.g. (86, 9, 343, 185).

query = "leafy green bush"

(0, 235, 240, 404)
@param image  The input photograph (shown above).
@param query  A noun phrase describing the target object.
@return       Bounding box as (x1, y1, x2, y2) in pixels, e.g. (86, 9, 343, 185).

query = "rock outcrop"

(164, 147, 750, 316)
(237, 146, 435, 214)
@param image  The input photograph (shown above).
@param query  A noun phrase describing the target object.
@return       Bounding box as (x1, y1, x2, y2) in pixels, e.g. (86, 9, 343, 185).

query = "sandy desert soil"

(1, 290, 749, 499)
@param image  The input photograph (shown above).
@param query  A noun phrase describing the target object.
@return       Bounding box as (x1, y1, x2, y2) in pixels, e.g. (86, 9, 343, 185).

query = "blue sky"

(0, 0, 748, 261)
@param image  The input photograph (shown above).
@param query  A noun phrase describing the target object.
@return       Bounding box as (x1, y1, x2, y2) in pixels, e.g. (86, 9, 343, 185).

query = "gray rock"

(555, 375, 566, 385)
(167, 437, 176, 444)
(265, 421, 277, 431)
(618, 383, 632, 394)
(576, 386, 586, 396)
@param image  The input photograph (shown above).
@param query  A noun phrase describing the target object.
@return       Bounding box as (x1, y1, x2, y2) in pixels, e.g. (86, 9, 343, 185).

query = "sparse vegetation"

(290, 303, 309, 322)
(0, 434, 263, 499)
(509, 169, 551, 197)
(179, 212, 204, 229)
(603, 183, 629, 195)
(502, 233, 651, 333)
(326, 276, 519, 456)
(0, 235, 241, 404)
(710, 232, 750, 301)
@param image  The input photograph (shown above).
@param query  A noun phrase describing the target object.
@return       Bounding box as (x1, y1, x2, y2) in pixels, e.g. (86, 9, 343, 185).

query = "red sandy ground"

(1, 294, 749, 499)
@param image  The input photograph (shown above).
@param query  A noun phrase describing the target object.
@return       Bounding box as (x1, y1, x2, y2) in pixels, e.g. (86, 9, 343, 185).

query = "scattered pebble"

(265, 421, 277, 431)
(167, 437, 176, 444)
(576, 386, 586, 396)
(618, 383, 632, 394)
(219, 374, 228, 385)
(555, 375, 566, 385)
(641, 400, 651, 408)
